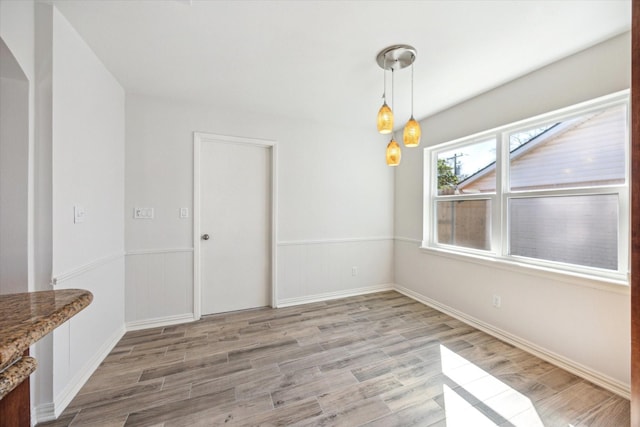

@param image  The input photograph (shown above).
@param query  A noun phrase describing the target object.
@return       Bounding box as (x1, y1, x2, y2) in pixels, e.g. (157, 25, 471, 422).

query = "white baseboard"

(52, 324, 126, 418)
(32, 402, 55, 425)
(126, 313, 197, 331)
(276, 284, 393, 308)
(393, 284, 631, 399)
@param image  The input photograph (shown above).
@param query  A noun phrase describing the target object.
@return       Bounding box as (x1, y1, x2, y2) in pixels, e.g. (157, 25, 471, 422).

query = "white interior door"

(200, 139, 271, 315)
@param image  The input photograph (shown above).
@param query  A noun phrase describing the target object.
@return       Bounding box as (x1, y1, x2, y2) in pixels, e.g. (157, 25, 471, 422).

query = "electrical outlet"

(352, 266, 358, 276)
(492, 295, 501, 308)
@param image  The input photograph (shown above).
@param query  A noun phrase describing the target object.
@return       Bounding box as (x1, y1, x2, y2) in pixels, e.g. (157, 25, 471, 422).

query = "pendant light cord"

(410, 58, 414, 117)
(382, 57, 387, 102)
(391, 65, 395, 138)
(392, 64, 395, 112)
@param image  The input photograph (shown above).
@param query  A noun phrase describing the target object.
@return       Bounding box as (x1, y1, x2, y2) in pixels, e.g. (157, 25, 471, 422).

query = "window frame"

(423, 90, 630, 284)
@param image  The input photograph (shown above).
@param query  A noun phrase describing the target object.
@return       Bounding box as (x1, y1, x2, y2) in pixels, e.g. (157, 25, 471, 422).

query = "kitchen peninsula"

(0, 289, 92, 426)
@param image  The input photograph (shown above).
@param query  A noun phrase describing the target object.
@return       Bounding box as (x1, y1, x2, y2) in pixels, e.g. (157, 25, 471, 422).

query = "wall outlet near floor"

(351, 266, 358, 276)
(492, 294, 502, 308)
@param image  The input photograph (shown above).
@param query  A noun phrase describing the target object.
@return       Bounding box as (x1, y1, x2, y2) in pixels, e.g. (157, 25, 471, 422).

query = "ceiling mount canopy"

(376, 44, 417, 71)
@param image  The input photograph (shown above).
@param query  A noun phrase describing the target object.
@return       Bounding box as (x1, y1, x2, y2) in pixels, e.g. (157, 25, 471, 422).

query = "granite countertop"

(0, 289, 93, 372)
(0, 356, 37, 400)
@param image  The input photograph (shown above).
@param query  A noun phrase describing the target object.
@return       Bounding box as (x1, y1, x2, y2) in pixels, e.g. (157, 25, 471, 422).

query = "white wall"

(125, 94, 394, 324)
(0, 0, 34, 297)
(2, 0, 626, 420)
(0, 53, 29, 295)
(27, 4, 127, 420)
(48, 5, 126, 415)
(1, 3, 126, 419)
(32, 3, 55, 416)
(394, 33, 631, 394)
(0, 0, 47, 417)
(50, 9, 125, 275)
(0, 0, 34, 83)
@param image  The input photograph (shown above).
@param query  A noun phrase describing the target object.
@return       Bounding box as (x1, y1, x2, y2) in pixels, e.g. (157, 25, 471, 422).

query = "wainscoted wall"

(394, 33, 632, 396)
(31, 5, 126, 421)
(125, 94, 394, 325)
(3, 0, 631, 423)
(395, 239, 630, 397)
(277, 238, 394, 305)
(125, 249, 194, 328)
(51, 256, 125, 416)
(123, 239, 394, 325)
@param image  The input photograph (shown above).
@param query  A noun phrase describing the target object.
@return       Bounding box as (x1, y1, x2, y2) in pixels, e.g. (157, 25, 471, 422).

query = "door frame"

(193, 132, 278, 320)
(631, 0, 639, 421)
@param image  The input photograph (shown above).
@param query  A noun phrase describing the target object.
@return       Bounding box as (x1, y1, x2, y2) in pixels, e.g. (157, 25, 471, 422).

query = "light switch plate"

(180, 207, 189, 218)
(74, 205, 86, 224)
(134, 207, 154, 219)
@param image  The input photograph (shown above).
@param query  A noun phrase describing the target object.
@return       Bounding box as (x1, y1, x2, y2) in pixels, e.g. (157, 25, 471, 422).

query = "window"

(424, 92, 629, 282)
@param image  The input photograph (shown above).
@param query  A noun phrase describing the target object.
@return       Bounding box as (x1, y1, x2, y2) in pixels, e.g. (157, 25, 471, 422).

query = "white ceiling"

(52, 0, 631, 129)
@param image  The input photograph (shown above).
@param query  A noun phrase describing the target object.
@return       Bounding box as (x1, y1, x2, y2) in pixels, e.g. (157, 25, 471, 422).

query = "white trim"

(417, 244, 630, 295)
(278, 236, 394, 246)
(33, 402, 55, 425)
(423, 91, 631, 284)
(50, 252, 124, 286)
(52, 324, 126, 417)
(393, 284, 631, 399)
(277, 284, 393, 308)
(429, 90, 629, 152)
(126, 248, 193, 256)
(193, 132, 278, 316)
(193, 132, 275, 148)
(194, 133, 202, 320)
(393, 236, 421, 245)
(271, 144, 279, 308)
(126, 313, 197, 331)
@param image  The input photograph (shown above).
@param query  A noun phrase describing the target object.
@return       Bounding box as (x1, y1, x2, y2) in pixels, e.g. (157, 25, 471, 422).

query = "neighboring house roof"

(457, 105, 626, 193)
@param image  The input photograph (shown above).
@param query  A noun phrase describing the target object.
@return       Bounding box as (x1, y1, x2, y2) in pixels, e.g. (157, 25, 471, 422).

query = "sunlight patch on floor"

(442, 384, 497, 426)
(440, 344, 544, 426)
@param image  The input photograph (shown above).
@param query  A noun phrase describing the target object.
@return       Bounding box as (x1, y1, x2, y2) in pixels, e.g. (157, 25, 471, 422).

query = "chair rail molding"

(50, 252, 124, 286)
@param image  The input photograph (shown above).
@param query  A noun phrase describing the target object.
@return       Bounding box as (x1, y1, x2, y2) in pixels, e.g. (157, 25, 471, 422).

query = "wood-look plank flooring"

(38, 291, 630, 426)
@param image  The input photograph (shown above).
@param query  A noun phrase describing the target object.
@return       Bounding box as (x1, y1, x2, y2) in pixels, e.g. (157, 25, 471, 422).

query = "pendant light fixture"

(377, 58, 393, 134)
(376, 44, 419, 165)
(386, 136, 401, 166)
(385, 68, 400, 166)
(403, 61, 421, 147)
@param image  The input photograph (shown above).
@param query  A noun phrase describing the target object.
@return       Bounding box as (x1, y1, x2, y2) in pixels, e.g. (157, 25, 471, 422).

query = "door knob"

(202, 234, 210, 240)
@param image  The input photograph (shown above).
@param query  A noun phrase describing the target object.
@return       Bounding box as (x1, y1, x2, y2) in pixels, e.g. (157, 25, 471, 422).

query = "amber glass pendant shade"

(386, 138, 401, 166)
(403, 116, 421, 147)
(377, 103, 393, 134)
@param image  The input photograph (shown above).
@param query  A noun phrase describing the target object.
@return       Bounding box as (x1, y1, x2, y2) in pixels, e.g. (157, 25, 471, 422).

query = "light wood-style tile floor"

(38, 291, 630, 426)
